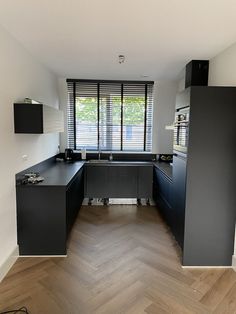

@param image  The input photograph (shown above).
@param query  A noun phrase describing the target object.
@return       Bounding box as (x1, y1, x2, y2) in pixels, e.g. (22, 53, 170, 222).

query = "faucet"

(109, 152, 113, 161)
(98, 144, 101, 160)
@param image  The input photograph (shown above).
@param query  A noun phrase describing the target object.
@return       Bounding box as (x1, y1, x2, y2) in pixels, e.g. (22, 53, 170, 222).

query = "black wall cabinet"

(14, 103, 64, 134)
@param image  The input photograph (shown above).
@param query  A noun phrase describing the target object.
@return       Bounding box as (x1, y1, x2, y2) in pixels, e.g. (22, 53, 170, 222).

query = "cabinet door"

(66, 168, 84, 233)
(17, 186, 66, 255)
(108, 166, 137, 198)
(138, 166, 153, 198)
(154, 168, 173, 229)
(172, 155, 187, 249)
(85, 165, 109, 198)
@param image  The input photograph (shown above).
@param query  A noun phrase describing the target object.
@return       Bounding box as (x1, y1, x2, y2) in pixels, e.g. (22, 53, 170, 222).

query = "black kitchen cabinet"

(85, 163, 153, 199)
(172, 155, 186, 249)
(16, 162, 84, 255)
(153, 166, 174, 231)
(108, 166, 137, 198)
(17, 186, 67, 255)
(66, 168, 84, 234)
(14, 103, 64, 134)
(173, 86, 236, 266)
(85, 165, 109, 198)
(138, 166, 153, 198)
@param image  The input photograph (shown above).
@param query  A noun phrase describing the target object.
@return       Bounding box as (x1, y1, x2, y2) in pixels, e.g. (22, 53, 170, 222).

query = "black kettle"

(64, 148, 73, 161)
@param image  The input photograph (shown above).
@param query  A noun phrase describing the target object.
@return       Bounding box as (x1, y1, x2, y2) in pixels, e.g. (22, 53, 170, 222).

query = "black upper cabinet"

(14, 103, 64, 134)
(185, 60, 209, 88)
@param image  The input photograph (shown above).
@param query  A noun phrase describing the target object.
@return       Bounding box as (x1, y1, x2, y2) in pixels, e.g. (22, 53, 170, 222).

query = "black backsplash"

(59, 152, 156, 162)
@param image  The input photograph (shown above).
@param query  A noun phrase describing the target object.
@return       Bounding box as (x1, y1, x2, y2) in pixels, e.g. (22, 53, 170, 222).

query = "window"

(67, 80, 153, 151)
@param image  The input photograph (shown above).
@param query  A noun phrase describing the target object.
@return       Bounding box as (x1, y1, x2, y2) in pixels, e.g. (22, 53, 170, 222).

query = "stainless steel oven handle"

(174, 121, 189, 125)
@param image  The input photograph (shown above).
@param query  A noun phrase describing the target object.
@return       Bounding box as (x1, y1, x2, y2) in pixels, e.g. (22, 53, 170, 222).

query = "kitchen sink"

(87, 159, 110, 163)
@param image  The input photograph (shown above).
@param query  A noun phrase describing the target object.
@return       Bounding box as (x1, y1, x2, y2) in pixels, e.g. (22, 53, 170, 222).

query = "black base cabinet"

(172, 155, 187, 249)
(16, 167, 84, 255)
(66, 168, 84, 235)
(17, 186, 67, 255)
(85, 164, 153, 199)
(153, 167, 174, 234)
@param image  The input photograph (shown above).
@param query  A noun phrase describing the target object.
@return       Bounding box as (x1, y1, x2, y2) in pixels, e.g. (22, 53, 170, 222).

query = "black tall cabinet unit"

(173, 86, 236, 266)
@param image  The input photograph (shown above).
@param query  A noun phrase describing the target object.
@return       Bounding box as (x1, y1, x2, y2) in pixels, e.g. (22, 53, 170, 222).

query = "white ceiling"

(0, 0, 236, 80)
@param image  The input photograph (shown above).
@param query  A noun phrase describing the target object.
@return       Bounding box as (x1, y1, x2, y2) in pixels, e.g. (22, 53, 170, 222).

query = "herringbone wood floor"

(0, 205, 236, 314)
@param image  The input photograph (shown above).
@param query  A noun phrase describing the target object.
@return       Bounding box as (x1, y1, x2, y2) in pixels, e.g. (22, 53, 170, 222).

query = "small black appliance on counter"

(64, 148, 73, 161)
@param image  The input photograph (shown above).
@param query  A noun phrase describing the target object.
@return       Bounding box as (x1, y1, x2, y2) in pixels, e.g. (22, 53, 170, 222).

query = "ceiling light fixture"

(118, 55, 125, 64)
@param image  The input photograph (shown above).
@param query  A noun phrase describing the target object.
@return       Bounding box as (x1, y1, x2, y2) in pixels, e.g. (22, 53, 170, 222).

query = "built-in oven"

(173, 106, 190, 154)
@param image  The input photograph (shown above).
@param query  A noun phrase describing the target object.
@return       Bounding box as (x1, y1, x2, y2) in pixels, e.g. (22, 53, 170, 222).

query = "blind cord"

(0, 307, 29, 314)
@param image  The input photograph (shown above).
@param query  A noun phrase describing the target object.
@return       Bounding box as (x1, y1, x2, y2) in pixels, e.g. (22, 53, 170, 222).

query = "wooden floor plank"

(0, 205, 235, 313)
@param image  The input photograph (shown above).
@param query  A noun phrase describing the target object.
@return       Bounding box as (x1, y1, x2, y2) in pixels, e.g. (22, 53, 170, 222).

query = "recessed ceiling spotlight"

(118, 55, 125, 64)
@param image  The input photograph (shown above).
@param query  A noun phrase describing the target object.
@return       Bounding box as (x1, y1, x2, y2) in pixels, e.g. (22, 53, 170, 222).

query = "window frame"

(67, 79, 154, 152)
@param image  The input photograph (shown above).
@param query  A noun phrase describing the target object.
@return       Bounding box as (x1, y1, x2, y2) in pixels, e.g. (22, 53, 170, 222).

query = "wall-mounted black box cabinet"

(14, 103, 64, 134)
(185, 60, 209, 88)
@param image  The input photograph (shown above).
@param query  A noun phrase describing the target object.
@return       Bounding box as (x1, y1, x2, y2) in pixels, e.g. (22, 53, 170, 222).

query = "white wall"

(58, 78, 68, 152)
(208, 42, 236, 265)
(0, 25, 59, 270)
(152, 81, 178, 154)
(209, 42, 236, 86)
(58, 78, 178, 154)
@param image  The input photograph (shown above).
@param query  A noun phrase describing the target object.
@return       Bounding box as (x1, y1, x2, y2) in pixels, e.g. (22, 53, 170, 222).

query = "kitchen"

(0, 4, 235, 313)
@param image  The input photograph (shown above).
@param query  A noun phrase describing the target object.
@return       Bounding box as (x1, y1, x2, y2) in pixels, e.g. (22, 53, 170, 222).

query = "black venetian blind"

(67, 80, 153, 152)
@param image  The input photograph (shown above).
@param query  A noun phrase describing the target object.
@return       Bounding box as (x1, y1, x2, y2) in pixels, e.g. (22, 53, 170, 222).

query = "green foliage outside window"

(76, 96, 145, 125)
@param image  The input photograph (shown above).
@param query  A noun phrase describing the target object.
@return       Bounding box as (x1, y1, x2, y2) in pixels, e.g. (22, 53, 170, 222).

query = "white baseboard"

(182, 256, 236, 270)
(0, 245, 19, 282)
(182, 266, 232, 269)
(19, 255, 67, 257)
(233, 255, 236, 272)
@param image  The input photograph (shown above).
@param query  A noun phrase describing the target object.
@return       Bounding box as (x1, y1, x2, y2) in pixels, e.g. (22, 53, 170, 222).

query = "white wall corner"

(152, 80, 178, 154)
(58, 77, 69, 152)
(233, 255, 236, 272)
(0, 245, 19, 282)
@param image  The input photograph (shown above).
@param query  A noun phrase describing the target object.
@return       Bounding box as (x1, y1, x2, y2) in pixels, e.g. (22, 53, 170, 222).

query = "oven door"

(173, 107, 189, 154)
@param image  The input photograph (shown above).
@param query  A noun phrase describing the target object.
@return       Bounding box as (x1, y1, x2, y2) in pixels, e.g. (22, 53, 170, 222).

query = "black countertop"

(17, 161, 85, 187)
(153, 161, 173, 180)
(16, 158, 172, 188)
